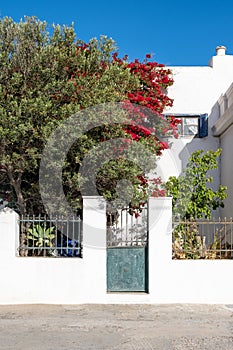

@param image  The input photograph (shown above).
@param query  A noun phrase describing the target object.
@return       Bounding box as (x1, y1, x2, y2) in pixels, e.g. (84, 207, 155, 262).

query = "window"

(177, 116, 199, 136)
(165, 114, 208, 138)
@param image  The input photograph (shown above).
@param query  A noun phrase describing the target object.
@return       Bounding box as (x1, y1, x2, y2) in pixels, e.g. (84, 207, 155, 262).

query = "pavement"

(0, 304, 233, 349)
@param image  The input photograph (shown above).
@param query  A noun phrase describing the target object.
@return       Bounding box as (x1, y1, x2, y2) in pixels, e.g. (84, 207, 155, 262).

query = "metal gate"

(107, 204, 148, 292)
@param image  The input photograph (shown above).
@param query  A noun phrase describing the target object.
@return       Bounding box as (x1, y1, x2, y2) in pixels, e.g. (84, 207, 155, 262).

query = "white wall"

(109, 198, 233, 304)
(0, 199, 108, 304)
(219, 123, 233, 218)
(166, 52, 233, 116)
(212, 82, 233, 218)
(156, 48, 233, 217)
(1, 197, 233, 304)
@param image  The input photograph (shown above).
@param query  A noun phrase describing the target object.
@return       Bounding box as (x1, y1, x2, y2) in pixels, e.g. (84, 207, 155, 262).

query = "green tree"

(165, 148, 227, 219)
(0, 16, 78, 214)
(0, 17, 136, 214)
(0, 16, 176, 215)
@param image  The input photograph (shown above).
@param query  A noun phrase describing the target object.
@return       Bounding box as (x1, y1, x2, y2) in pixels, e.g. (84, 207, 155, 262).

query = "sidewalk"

(0, 304, 233, 349)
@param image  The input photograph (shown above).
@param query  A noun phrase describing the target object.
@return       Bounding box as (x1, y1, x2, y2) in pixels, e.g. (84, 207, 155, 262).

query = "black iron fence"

(18, 215, 82, 257)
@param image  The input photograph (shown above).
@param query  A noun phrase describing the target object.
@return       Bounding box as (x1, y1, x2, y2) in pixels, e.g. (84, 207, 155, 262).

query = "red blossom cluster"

(55, 44, 179, 206)
(111, 52, 179, 154)
(61, 46, 178, 147)
(125, 58, 173, 114)
(127, 175, 166, 217)
(112, 53, 174, 115)
(150, 177, 166, 197)
(166, 116, 181, 139)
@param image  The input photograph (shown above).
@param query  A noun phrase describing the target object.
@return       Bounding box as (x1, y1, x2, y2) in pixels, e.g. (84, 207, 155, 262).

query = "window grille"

(18, 215, 82, 257)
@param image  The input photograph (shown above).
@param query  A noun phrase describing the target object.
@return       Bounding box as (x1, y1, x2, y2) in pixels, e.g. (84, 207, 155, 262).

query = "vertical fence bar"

(126, 210, 129, 245)
(231, 218, 233, 258)
(225, 218, 227, 256)
(72, 216, 75, 256)
(131, 213, 134, 246)
(120, 209, 123, 247)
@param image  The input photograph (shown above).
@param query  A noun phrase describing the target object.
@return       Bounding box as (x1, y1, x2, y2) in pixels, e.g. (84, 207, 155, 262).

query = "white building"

(157, 45, 233, 218)
(213, 81, 233, 218)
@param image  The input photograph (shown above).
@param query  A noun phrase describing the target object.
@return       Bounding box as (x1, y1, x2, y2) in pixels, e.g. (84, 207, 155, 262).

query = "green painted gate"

(107, 205, 148, 292)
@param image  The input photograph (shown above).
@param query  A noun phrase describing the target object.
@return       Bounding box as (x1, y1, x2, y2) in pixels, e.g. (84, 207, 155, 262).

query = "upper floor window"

(177, 116, 199, 136)
(165, 114, 208, 138)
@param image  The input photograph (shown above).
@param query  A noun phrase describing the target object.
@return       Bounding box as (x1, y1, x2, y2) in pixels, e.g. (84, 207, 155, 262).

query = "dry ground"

(0, 304, 233, 349)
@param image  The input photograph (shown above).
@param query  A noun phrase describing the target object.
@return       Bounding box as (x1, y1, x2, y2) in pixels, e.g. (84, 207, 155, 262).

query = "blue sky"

(1, 0, 233, 66)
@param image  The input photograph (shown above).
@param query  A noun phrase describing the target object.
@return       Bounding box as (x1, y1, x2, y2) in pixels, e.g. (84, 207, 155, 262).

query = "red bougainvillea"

(61, 41, 180, 210)
(111, 52, 180, 153)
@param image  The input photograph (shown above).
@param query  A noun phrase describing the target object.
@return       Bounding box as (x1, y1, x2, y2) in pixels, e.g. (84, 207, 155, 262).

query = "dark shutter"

(199, 114, 208, 138)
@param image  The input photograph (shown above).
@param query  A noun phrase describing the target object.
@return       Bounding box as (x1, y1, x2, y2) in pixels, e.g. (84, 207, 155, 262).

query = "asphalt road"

(0, 304, 233, 349)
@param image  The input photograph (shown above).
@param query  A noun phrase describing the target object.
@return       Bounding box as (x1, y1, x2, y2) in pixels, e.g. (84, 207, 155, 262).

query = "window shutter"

(199, 114, 208, 138)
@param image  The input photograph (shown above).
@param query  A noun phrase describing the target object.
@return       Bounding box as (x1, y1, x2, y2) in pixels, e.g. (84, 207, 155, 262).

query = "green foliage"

(0, 16, 78, 213)
(0, 17, 134, 214)
(0, 16, 174, 215)
(27, 224, 55, 252)
(167, 148, 228, 259)
(165, 148, 227, 219)
(172, 222, 204, 259)
(172, 220, 228, 259)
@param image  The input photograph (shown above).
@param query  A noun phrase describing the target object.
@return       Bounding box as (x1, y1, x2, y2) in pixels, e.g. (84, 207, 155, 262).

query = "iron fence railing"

(18, 215, 82, 257)
(173, 218, 233, 259)
(107, 204, 148, 247)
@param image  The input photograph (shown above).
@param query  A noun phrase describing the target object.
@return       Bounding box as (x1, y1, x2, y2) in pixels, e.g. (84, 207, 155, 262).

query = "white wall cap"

(209, 54, 233, 70)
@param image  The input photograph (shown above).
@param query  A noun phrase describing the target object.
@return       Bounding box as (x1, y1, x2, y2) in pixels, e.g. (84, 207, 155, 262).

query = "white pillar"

(0, 208, 19, 258)
(148, 197, 172, 297)
(82, 196, 107, 300)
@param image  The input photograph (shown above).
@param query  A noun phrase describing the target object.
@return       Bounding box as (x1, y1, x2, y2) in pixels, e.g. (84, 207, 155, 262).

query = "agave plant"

(27, 224, 56, 255)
